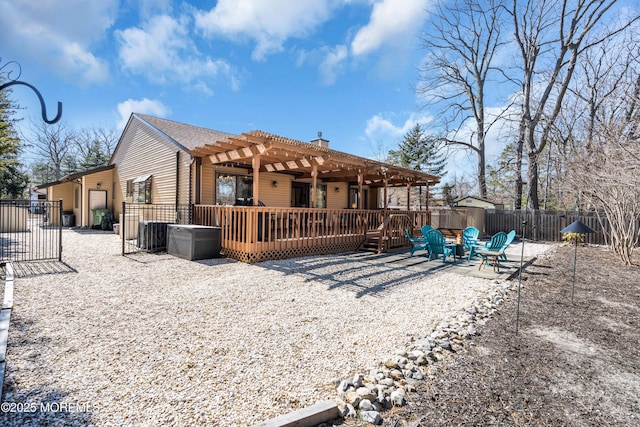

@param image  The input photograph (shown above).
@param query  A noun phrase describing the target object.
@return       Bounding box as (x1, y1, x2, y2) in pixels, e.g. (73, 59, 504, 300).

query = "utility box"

(167, 224, 221, 260)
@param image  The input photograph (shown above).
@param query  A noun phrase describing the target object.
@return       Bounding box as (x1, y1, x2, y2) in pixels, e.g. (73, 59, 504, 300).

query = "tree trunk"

(514, 118, 526, 209)
(477, 146, 487, 199)
(527, 149, 540, 210)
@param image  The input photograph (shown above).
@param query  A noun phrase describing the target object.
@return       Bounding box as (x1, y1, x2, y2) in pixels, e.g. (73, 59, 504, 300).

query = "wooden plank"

(251, 400, 339, 427)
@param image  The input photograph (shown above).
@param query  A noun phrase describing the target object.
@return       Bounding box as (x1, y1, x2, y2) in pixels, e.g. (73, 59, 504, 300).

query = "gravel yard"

(1, 230, 551, 426)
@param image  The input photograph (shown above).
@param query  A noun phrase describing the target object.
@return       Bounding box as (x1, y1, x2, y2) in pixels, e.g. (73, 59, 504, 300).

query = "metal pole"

(515, 218, 527, 336)
(58, 199, 63, 262)
(571, 238, 578, 304)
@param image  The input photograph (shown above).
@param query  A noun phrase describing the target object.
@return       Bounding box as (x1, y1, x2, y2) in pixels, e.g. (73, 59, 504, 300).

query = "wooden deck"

(193, 205, 431, 263)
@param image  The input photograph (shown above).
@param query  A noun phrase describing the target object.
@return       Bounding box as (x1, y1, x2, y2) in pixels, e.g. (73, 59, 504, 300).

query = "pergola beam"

(209, 142, 272, 164)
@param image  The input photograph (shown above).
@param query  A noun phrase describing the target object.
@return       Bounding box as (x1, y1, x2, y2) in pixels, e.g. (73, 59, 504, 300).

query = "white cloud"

(319, 45, 348, 85)
(116, 98, 170, 130)
(116, 14, 237, 93)
(365, 112, 434, 142)
(195, 0, 338, 61)
(351, 0, 430, 57)
(0, 0, 116, 83)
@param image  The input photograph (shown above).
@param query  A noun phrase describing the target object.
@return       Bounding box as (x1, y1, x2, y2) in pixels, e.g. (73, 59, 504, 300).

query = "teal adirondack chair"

(405, 227, 428, 256)
(425, 229, 454, 263)
(498, 230, 516, 260)
(471, 231, 508, 267)
(421, 225, 433, 238)
(462, 226, 480, 252)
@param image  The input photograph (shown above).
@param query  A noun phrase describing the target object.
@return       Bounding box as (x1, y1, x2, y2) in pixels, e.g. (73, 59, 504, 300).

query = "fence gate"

(0, 200, 62, 262)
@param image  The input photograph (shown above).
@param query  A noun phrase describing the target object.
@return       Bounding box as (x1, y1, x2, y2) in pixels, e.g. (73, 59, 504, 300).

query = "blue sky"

(2, 0, 450, 173)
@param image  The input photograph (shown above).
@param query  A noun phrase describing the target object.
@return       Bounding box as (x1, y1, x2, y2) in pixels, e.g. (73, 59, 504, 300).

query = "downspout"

(175, 151, 180, 207)
(192, 157, 201, 205)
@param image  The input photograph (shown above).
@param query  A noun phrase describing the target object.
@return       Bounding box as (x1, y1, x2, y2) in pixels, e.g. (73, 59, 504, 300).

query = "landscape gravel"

(1, 229, 552, 426)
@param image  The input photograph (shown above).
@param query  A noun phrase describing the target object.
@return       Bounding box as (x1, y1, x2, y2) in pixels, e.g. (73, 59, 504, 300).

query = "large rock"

(360, 410, 382, 425)
(352, 373, 363, 388)
(377, 377, 394, 387)
(356, 387, 376, 402)
(390, 390, 407, 406)
(358, 399, 375, 411)
(344, 391, 362, 407)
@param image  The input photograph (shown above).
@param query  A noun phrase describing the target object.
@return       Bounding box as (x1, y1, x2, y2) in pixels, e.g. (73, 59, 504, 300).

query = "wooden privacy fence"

(485, 210, 611, 245)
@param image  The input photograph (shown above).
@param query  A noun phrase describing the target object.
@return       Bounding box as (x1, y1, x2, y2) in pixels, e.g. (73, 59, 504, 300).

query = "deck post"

(311, 163, 317, 208)
(252, 155, 261, 205)
(357, 172, 363, 209)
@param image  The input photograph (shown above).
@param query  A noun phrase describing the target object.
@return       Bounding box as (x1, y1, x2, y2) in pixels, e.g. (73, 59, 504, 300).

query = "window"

(290, 182, 326, 208)
(349, 187, 368, 209)
(215, 173, 253, 205)
(132, 175, 152, 204)
(74, 187, 80, 209)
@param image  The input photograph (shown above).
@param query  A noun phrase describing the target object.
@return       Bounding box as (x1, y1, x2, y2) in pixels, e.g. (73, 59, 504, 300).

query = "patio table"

(445, 241, 466, 262)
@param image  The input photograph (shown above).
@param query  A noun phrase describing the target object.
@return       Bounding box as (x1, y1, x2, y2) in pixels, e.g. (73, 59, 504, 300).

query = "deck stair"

(358, 214, 413, 254)
(359, 230, 383, 253)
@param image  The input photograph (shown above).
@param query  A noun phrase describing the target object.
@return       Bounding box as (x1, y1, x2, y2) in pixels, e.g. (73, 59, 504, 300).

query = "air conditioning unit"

(138, 221, 169, 251)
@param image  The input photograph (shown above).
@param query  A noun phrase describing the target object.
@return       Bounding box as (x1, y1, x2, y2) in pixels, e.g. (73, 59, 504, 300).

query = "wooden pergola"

(189, 130, 440, 209)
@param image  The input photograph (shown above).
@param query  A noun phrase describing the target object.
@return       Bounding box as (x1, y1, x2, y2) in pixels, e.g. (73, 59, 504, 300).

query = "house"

(37, 164, 115, 227)
(455, 196, 504, 210)
(39, 113, 440, 261)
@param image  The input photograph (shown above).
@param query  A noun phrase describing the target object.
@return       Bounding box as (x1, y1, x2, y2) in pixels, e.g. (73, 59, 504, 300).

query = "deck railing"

(193, 205, 430, 263)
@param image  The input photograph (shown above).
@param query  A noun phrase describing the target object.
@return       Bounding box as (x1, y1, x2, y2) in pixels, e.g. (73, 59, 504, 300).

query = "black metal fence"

(121, 203, 193, 255)
(0, 200, 62, 262)
(485, 209, 612, 245)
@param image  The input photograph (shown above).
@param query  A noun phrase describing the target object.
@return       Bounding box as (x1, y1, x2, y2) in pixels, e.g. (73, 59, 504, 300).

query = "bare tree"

(565, 31, 640, 264)
(509, 0, 639, 211)
(27, 120, 76, 180)
(418, 0, 510, 199)
(75, 127, 118, 169)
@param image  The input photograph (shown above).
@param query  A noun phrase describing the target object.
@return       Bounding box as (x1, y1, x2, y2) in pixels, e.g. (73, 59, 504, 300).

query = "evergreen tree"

(0, 76, 28, 198)
(79, 138, 110, 170)
(388, 123, 448, 209)
(0, 77, 21, 169)
(0, 163, 29, 198)
(388, 123, 447, 177)
(486, 142, 521, 208)
(30, 161, 56, 185)
(441, 183, 457, 207)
